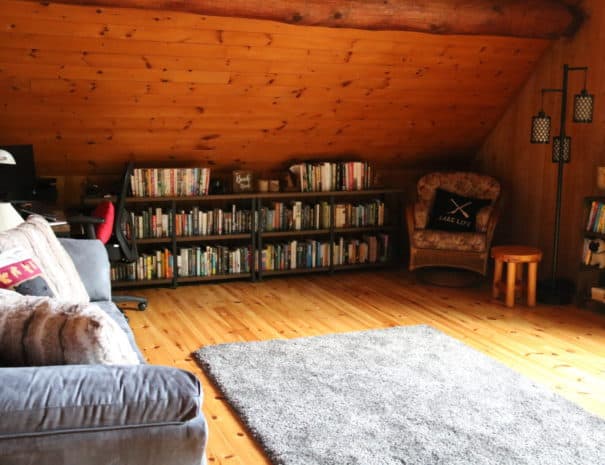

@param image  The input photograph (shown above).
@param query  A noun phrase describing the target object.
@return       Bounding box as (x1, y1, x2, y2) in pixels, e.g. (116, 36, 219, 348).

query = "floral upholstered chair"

(405, 172, 501, 276)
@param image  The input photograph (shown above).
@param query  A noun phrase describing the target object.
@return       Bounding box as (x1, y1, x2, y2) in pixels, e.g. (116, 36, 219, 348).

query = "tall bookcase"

(84, 189, 403, 289)
(577, 196, 605, 306)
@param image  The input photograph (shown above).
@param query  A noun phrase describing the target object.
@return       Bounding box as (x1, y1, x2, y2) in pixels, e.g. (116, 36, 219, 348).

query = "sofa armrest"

(0, 364, 202, 439)
(59, 238, 112, 301)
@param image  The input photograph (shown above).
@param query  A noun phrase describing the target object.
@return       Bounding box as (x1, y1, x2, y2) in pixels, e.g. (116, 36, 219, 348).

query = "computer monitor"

(0, 145, 37, 201)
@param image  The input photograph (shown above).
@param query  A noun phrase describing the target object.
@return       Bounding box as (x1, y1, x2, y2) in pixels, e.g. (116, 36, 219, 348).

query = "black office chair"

(70, 162, 147, 311)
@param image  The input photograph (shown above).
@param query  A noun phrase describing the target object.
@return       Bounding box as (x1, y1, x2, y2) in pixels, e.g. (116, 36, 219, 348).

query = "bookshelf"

(84, 188, 403, 289)
(577, 196, 605, 306)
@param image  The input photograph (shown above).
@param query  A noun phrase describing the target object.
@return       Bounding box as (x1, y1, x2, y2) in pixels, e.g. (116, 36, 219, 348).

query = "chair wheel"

(138, 302, 147, 311)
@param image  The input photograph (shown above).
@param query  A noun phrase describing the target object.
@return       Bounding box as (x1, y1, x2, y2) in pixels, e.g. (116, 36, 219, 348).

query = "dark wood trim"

(24, 0, 581, 38)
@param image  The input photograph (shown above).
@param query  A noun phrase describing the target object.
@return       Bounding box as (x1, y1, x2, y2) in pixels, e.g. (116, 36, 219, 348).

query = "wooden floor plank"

(121, 270, 605, 465)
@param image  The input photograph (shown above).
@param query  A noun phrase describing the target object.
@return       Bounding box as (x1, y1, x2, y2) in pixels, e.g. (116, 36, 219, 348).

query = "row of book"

(260, 200, 385, 232)
(110, 245, 252, 281)
(178, 246, 252, 277)
(130, 167, 211, 198)
(129, 206, 253, 239)
(128, 200, 386, 239)
(259, 234, 389, 271)
(289, 161, 373, 192)
(111, 248, 174, 281)
(111, 233, 390, 280)
(333, 234, 389, 266)
(586, 200, 605, 233)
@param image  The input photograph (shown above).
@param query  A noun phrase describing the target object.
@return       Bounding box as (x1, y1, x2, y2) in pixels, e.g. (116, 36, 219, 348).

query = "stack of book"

(334, 200, 385, 228)
(586, 200, 605, 234)
(174, 206, 253, 236)
(130, 167, 211, 197)
(177, 245, 251, 277)
(333, 234, 389, 265)
(289, 161, 372, 192)
(111, 248, 174, 281)
(129, 205, 253, 239)
(260, 201, 330, 232)
(130, 208, 172, 239)
(258, 200, 386, 232)
(260, 240, 331, 271)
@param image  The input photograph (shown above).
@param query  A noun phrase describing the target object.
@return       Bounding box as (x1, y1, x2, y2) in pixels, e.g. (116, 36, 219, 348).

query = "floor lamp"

(530, 64, 594, 304)
(0, 149, 25, 232)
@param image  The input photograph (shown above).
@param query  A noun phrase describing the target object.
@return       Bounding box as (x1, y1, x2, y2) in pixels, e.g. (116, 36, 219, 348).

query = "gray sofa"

(0, 239, 207, 465)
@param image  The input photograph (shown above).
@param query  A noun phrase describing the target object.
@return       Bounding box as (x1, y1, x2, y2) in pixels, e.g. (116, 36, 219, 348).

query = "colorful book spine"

(130, 167, 211, 197)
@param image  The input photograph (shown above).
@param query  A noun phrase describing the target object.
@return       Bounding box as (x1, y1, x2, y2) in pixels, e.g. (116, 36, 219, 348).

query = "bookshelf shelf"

(112, 278, 173, 289)
(583, 231, 605, 240)
(332, 262, 391, 272)
(178, 273, 253, 283)
(262, 229, 331, 238)
(84, 189, 402, 206)
(175, 233, 251, 242)
(261, 267, 331, 277)
(97, 182, 403, 289)
(137, 237, 172, 245)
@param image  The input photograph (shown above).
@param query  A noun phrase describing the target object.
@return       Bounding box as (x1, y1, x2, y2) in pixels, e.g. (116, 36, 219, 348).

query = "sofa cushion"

(0, 364, 202, 438)
(0, 248, 54, 297)
(0, 290, 139, 366)
(59, 238, 111, 302)
(412, 229, 487, 252)
(0, 215, 89, 302)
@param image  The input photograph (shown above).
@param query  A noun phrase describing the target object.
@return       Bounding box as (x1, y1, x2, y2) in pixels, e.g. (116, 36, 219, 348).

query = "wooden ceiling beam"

(25, 0, 582, 39)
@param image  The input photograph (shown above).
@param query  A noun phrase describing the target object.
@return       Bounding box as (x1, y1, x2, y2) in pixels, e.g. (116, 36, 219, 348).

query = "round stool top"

(491, 245, 542, 263)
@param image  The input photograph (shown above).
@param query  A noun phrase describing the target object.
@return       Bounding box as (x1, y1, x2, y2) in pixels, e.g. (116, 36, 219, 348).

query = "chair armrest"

(0, 365, 202, 439)
(67, 215, 105, 239)
(67, 215, 105, 225)
(59, 238, 112, 301)
(405, 204, 416, 238)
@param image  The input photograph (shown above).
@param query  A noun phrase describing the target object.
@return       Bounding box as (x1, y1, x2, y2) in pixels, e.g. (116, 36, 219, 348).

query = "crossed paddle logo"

(447, 198, 472, 219)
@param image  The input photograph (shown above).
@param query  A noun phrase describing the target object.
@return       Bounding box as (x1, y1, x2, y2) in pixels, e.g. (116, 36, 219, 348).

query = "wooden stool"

(491, 246, 543, 308)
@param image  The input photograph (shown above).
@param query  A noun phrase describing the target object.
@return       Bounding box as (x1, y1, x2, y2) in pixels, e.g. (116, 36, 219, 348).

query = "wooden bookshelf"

(89, 188, 404, 289)
(83, 189, 404, 206)
(577, 196, 605, 306)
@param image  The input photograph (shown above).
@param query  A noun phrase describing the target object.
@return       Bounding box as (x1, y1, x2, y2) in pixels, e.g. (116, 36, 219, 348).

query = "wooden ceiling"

(0, 0, 562, 175)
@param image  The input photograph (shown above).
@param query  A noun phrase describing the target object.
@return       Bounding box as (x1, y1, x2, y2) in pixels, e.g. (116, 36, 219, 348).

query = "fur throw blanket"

(0, 290, 139, 366)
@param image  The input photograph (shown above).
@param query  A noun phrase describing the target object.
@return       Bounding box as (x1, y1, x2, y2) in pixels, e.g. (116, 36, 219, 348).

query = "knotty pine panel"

(474, 0, 605, 282)
(0, 0, 551, 177)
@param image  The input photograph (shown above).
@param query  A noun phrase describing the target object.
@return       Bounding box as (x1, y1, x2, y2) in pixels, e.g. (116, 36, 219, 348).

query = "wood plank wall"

(0, 0, 551, 180)
(474, 0, 602, 281)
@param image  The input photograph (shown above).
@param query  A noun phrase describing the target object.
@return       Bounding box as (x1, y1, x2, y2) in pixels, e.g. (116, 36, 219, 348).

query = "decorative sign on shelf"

(232, 170, 254, 193)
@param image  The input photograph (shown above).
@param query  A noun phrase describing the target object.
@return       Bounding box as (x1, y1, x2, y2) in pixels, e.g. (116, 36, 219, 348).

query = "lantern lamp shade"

(573, 89, 594, 123)
(531, 111, 551, 144)
(552, 136, 571, 163)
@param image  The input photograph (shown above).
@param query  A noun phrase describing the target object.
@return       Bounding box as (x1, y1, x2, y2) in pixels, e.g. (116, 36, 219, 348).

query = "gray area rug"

(194, 325, 605, 465)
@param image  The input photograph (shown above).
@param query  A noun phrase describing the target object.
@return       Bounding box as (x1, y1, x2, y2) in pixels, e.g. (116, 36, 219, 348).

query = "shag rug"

(194, 325, 605, 465)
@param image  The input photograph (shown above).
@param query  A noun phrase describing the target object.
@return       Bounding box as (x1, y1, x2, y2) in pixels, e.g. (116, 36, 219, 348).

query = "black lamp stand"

(534, 64, 591, 304)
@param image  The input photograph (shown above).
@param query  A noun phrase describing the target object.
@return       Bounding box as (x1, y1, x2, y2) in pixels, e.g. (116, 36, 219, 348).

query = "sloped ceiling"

(0, 0, 564, 175)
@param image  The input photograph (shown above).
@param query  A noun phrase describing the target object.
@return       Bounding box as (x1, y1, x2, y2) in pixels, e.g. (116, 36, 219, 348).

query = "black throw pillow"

(0, 248, 54, 297)
(427, 188, 492, 232)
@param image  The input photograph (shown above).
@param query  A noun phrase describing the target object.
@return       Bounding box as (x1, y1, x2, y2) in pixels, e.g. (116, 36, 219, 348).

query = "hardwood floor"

(123, 270, 605, 465)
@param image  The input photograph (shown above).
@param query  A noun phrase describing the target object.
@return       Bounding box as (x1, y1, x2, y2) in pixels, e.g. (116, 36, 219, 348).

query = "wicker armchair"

(406, 172, 501, 276)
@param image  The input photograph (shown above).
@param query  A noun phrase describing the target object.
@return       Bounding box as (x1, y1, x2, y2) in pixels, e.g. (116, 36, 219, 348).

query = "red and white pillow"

(0, 215, 89, 302)
(0, 248, 54, 297)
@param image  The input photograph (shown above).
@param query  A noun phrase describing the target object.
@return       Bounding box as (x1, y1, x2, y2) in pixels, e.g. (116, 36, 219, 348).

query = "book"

(289, 161, 373, 192)
(130, 167, 211, 197)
